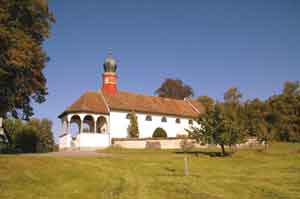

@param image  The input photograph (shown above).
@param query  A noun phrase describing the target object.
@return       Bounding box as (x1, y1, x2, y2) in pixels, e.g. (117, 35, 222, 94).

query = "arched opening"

(152, 127, 167, 138)
(70, 115, 81, 138)
(96, 116, 107, 133)
(83, 115, 94, 133)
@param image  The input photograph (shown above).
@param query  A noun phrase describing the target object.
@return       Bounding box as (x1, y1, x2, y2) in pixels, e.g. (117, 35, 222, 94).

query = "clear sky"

(33, 0, 300, 140)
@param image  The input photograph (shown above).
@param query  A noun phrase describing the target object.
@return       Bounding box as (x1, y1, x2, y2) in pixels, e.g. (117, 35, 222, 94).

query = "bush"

(127, 111, 139, 138)
(2, 118, 54, 153)
(15, 126, 38, 153)
(152, 128, 167, 138)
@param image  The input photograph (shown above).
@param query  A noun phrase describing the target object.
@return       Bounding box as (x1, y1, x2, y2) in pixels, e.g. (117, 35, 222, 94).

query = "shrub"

(127, 111, 139, 138)
(152, 128, 167, 138)
(2, 118, 54, 153)
(15, 126, 38, 153)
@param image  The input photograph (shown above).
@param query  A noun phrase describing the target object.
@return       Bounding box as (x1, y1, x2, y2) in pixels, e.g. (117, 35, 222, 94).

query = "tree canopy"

(189, 81, 300, 155)
(155, 78, 194, 99)
(2, 117, 54, 153)
(0, 0, 55, 119)
(197, 95, 215, 112)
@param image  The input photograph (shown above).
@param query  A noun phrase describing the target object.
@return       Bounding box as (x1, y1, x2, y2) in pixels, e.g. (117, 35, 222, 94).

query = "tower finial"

(107, 48, 113, 57)
(102, 50, 118, 95)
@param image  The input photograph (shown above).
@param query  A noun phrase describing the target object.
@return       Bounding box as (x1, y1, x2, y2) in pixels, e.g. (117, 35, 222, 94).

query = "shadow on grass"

(174, 151, 233, 157)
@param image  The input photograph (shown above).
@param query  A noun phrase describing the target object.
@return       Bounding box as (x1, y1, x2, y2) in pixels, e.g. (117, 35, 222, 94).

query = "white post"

(0, 117, 4, 136)
(80, 119, 83, 133)
(93, 115, 97, 133)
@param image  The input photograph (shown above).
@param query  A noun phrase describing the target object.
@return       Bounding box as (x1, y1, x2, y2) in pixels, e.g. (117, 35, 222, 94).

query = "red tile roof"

(59, 90, 204, 118)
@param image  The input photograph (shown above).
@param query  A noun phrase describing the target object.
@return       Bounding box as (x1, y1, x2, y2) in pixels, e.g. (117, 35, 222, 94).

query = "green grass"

(0, 143, 300, 199)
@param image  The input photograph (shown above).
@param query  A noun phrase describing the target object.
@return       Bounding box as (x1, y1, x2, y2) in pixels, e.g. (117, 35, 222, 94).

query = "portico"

(59, 113, 110, 149)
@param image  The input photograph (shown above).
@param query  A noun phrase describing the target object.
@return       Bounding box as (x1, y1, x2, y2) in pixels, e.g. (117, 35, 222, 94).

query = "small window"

(175, 118, 181, 124)
(161, 116, 167, 122)
(145, 115, 152, 121)
(126, 113, 131, 119)
(188, 119, 193, 125)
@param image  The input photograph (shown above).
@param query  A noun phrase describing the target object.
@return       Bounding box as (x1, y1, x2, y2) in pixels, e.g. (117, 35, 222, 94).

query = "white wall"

(113, 138, 208, 149)
(109, 110, 200, 139)
(76, 133, 110, 148)
(59, 133, 71, 149)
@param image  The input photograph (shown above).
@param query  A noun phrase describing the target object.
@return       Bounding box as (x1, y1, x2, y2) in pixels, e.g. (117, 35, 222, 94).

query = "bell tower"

(102, 50, 118, 95)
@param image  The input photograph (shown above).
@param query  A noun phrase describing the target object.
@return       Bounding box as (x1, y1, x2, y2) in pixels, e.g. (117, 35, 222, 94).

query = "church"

(58, 53, 204, 150)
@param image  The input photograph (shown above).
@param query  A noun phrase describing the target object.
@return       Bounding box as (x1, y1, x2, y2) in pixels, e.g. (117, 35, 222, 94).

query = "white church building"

(58, 53, 204, 150)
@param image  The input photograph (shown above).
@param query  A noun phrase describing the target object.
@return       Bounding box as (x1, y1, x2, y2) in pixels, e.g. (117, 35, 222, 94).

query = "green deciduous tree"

(155, 78, 194, 99)
(197, 95, 215, 112)
(28, 118, 54, 152)
(127, 111, 139, 138)
(224, 87, 242, 105)
(2, 117, 54, 153)
(267, 81, 300, 142)
(0, 0, 55, 119)
(188, 103, 244, 156)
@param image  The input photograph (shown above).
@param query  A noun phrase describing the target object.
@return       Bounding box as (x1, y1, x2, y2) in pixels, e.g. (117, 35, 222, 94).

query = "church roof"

(58, 90, 204, 118)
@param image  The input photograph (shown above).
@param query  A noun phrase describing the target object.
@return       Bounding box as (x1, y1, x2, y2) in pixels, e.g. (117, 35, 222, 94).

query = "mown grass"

(0, 143, 299, 199)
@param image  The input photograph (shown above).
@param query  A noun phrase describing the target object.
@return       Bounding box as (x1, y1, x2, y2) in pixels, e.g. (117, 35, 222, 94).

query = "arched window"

(126, 113, 131, 119)
(161, 116, 167, 122)
(175, 118, 181, 124)
(145, 115, 152, 121)
(96, 116, 107, 133)
(83, 115, 94, 133)
(188, 119, 193, 125)
(70, 115, 81, 137)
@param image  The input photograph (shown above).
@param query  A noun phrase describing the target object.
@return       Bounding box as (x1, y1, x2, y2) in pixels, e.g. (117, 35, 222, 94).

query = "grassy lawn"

(0, 143, 300, 199)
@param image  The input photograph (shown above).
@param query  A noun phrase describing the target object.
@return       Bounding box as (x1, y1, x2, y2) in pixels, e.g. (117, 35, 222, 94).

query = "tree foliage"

(0, 0, 55, 119)
(152, 127, 167, 138)
(224, 87, 242, 105)
(197, 95, 215, 112)
(2, 117, 54, 153)
(188, 103, 244, 156)
(127, 111, 139, 138)
(189, 81, 300, 155)
(266, 81, 300, 142)
(155, 78, 194, 99)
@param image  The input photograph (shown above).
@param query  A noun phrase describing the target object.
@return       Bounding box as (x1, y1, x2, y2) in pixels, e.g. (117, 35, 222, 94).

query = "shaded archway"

(83, 115, 94, 133)
(96, 116, 107, 133)
(70, 115, 81, 137)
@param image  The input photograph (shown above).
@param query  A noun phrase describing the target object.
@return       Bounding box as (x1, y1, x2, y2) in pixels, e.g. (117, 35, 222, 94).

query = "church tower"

(102, 51, 118, 95)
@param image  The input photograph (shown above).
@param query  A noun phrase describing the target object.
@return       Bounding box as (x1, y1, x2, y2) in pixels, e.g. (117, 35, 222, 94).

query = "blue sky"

(33, 0, 300, 139)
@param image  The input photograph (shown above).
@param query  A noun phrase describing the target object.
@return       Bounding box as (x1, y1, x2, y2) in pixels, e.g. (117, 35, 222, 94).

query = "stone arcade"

(58, 53, 204, 150)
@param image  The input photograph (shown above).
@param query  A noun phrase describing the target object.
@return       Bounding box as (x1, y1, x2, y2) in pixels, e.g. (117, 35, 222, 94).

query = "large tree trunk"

(220, 144, 226, 156)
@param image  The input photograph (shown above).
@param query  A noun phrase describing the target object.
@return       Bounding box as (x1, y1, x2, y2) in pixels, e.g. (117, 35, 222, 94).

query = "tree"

(224, 87, 242, 105)
(283, 81, 300, 96)
(188, 103, 244, 156)
(155, 78, 194, 99)
(2, 117, 54, 153)
(2, 118, 23, 149)
(256, 116, 276, 150)
(266, 81, 300, 142)
(197, 95, 215, 112)
(28, 118, 54, 152)
(15, 125, 38, 153)
(127, 111, 139, 138)
(0, 0, 55, 119)
(243, 98, 266, 137)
